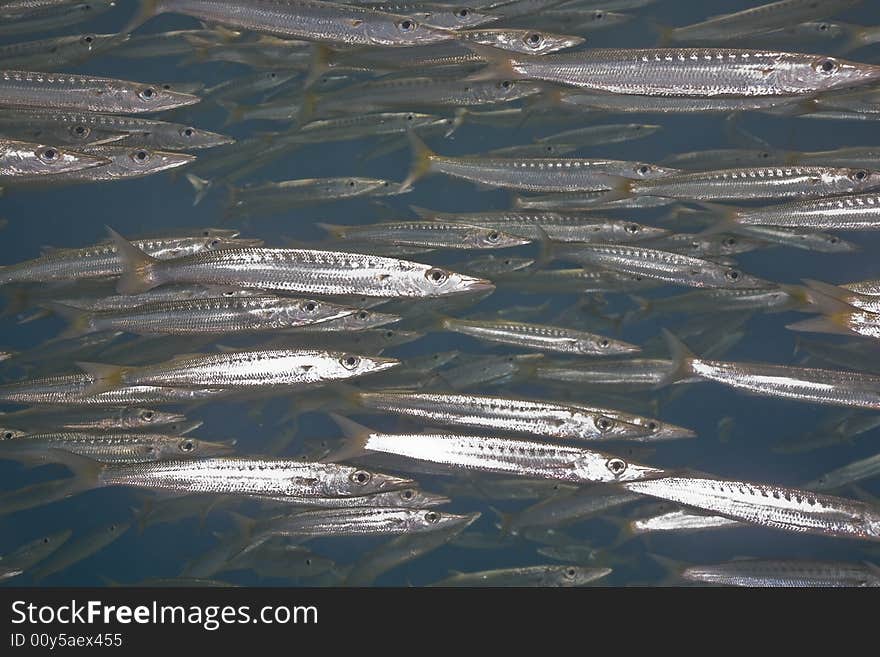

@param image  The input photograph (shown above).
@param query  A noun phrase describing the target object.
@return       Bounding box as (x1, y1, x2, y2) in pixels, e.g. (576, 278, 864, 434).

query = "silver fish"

(442, 317, 640, 355)
(0, 407, 185, 432)
(329, 415, 665, 483)
(318, 221, 530, 249)
(681, 560, 880, 587)
(0, 138, 108, 181)
(353, 391, 651, 441)
(629, 509, 743, 535)
(806, 452, 880, 491)
(108, 229, 493, 298)
(623, 475, 880, 541)
(430, 564, 611, 586)
(0, 530, 72, 581)
(0, 70, 200, 113)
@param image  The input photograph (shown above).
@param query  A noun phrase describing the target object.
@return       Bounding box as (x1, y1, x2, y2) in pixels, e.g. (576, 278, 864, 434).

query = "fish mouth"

(621, 464, 668, 482)
(458, 276, 496, 295)
(367, 358, 401, 375)
(655, 425, 698, 440)
(383, 473, 418, 489)
(422, 493, 453, 507)
(612, 343, 642, 355)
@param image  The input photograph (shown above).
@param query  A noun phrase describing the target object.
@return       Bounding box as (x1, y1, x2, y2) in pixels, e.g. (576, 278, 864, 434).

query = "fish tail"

(123, 0, 165, 33)
(107, 226, 161, 294)
(622, 295, 652, 324)
(226, 511, 256, 544)
(322, 413, 372, 462)
(215, 100, 245, 127)
(692, 201, 742, 236)
(45, 449, 106, 491)
(400, 130, 436, 192)
(488, 505, 515, 535)
(460, 43, 522, 82)
(785, 315, 854, 337)
(595, 176, 634, 203)
(304, 44, 334, 89)
(660, 329, 698, 385)
(297, 90, 318, 124)
(315, 222, 346, 239)
(646, 552, 685, 585)
(76, 361, 127, 396)
(648, 20, 675, 47)
(42, 301, 95, 339)
(408, 205, 438, 219)
(185, 173, 213, 206)
(801, 279, 858, 308)
(0, 286, 32, 317)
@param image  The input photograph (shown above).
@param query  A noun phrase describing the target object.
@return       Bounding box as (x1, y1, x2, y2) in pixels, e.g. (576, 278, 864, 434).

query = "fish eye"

(268, 72, 277, 78)
(397, 19, 417, 32)
(406, 113, 414, 120)
(209, 238, 221, 247)
(637, 165, 650, 175)
(2, 431, 13, 440)
(357, 310, 368, 319)
(593, 11, 604, 20)
(564, 567, 577, 578)
(854, 170, 869, 181)
(131, 149, 150, 163)
(455, 8, 470, 18)
(179, 439, 196, 452)
(139, 87, 157, 100)
(486, 230, 500, 242)
(817, 58, 838, 74)
(598, 339, 610, 348)
(401, 489, 415, 500)
(500, 80, 513, 89)
(39, 147, 59, 162)
(596, 417, 614, 433)
(162, 84, 172, 90)
(524, 32, 543, 47)
(606, 458, 627, 475)
(625, 223, 640, 233)
(424, 511, 440, 523)
(647, 421, 658, 432)
(723, 237, 737, 246)
(181, 127, 195, 138)
(140, 410, 155, 421)
(43, 537, 50, 544)
(81, 34, 95, 45)
(726, 269, 741, 281)
(384, 330, 394, 338)
(109, 525, 117, 532)
(829, 236, 839, 244)
(425, 267, 449, 285)
(303, 300, 317, 312)
(72, 124, 89, 138)
(305, 558, 312, 566)
(350, 469, 372, 485)
(340, 354, 361, 369)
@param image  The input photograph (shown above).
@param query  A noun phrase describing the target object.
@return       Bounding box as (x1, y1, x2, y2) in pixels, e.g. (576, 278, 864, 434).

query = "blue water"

(2, 0, 880, 586)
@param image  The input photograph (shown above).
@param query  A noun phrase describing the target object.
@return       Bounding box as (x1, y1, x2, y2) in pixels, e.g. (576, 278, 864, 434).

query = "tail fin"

(44, 449, 105, 492)
(216, 100, 246, 127)
(322, 413, 373, 463)
(785, 315, 854, 337)
(660, 329, 698, 385)
(801, 279, 859, 307)
(409, 205, 441, 219)
(107, 227, 160, 295)
(42, 301, 95, 339)
(622, 295, 652, 324)
(185, 173, 213, 206)
(647, 20, 675, 47)
(460, 42, 522, 81)
(315, 222, 348, 239)
(594, 176, 635, 204)
(692, 202, 743, 236)
(304, 44, 334, 89)
(488, 505, 516, 535)
(76, 361, 127, 396)
(400, 130, 437, 192)
(123, 0, 165, 33)
(296, 90, 318, 124)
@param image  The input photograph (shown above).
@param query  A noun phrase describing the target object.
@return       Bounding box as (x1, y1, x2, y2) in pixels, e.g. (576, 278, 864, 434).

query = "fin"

(801, 279, 859, 306)
(322, 414, 373, 463)
(123, 0, 165, 33)
(621, 295, 652, 325)
(216, 100, 246, 127)
(785, 315, 854, 337)
(76, 361, 126, 396)
(185, 173, 213, 206)
(226, 511, 256, 543)
(297, 90, 318, 124)
(488, 505, 515, 535)
(593, 176, 635, 204)
(304, 44, 335, 89)
(409, 205, 441, 219)
(863, 562, 880, 578)
(41, 301, 94, 339)
(647, 20, 675, 47)
(646, 552, 685, 577)
(400, 130, 437, 192)
(106, 227, 160, 295)
(315, 222, 347, 239)
(660, 329, 698, 385)
(459, 42, 522, 81)
(693, 202, 743, 236)
(43, 449, 105, 491)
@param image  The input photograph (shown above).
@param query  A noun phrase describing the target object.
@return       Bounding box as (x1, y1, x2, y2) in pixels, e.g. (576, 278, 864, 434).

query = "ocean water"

(2, 0, 880, 587)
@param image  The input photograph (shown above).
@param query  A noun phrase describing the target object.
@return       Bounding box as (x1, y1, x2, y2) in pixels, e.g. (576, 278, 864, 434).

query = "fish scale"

(682, 560, 880, 587)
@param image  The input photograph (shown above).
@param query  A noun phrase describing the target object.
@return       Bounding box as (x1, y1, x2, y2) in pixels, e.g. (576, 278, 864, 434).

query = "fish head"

(76, 32, 130, 54)
(409, 508, 477, 532)
(115, 147, 195, 176)
(344, 467, 415, 495)
(588, 414, 652, 441)
(165, 437, 236, 460)
(845, 167, 880, 193)
(575, 452, 665, 483)
(416, 265, 495, 297)
(614, 221, 670, 241)
(635, 419, 697, 441)
(363, 16, 453, 47)
(462, 226, 532, 249)
(22, 143, 109, 174)
(120, 408, 187, 429)
(715, 265, 770, 289)
(110, 82, 200, 113)
(473, 29, 584, 55)
(377, 487, 451, 508)
(336, 308, 400, 330)
(288, 298, 353, 325)
(548, 565, 612, 586)
(430, 7, 499, 29)
(583, 335, 641, 356)
(807, 55, 880, 94)
(334, 353, 400, 380)
(628, 162, 679, 179)
(0, 427, 28, 440)
(172, 125, 235, 149)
